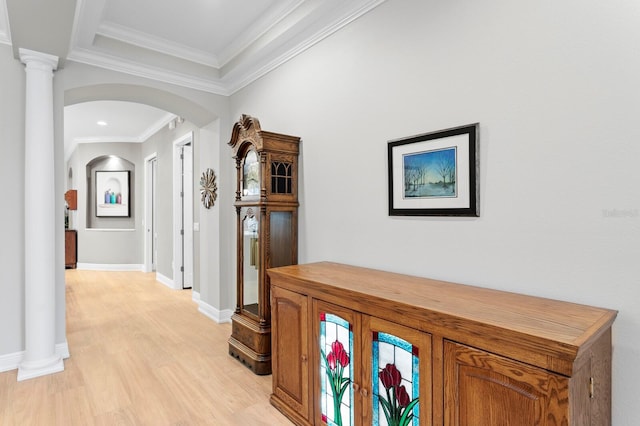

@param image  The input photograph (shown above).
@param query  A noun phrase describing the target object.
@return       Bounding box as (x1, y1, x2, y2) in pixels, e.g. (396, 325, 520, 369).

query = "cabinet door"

(444, 341, 569, 426)
(363, 316, 432, 426)
(65, 230, 76, 267)
(314, 300, 360, 426)
(271, 286, 311, 424)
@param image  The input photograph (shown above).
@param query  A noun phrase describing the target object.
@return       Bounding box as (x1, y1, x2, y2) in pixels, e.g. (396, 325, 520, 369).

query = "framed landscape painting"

(388, 123, 479, 216)
(96, 170, 130, 217)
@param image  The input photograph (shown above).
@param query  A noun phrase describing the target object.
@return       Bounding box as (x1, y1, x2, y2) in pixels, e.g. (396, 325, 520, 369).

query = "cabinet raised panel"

(268, 262, 616, 426)
(271, 285, 311, 424)
(65, 229, 77, 269)
(444, 341, 569, 425)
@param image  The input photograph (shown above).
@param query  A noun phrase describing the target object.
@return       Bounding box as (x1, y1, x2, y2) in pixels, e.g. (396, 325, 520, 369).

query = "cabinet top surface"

(268, 262, 617, 362)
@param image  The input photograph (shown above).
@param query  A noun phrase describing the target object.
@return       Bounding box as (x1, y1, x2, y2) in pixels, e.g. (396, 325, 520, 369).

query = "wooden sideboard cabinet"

(65, 229, 77, 269)
(268, 262, 617, 426)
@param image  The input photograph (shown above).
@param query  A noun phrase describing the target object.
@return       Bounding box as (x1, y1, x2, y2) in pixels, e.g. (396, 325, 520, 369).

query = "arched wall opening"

(61, 81, 231, 323)
(64, 84, 217, 126)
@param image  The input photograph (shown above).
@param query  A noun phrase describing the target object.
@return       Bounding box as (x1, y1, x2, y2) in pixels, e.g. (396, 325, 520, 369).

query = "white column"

(17, 49, 64, 381)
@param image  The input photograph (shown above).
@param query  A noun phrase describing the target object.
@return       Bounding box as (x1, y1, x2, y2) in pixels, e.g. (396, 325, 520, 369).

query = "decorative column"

(17, 48, 64, 381)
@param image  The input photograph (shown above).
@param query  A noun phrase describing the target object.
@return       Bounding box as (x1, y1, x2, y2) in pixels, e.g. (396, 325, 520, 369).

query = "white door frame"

(173, 132, 194, 289)
(143, 152, 157, 273)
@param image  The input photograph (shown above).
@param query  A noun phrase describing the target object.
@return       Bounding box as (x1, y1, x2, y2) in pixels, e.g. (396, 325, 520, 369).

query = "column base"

(17, 355, 64, 381)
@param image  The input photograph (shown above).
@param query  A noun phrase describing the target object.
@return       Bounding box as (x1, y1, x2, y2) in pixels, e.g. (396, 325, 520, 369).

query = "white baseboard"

(57, 341, 70, 359)
(156, 272, 179, 290)
(77, 263, 144, 271)
(192, 291, 201, 302)
(0, 351, 22, 373)
(198, 300, 233, 324)
(17, 357, 64, 381)
(0, 341, 70, 374)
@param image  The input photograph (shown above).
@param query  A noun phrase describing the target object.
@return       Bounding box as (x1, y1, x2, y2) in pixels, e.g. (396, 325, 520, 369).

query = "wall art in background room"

(96, 170, 130, 217)
(388, 123, 479, 216)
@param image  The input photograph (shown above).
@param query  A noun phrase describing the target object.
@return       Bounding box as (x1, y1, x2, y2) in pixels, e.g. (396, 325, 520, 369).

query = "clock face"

(242, 150, 260, 196)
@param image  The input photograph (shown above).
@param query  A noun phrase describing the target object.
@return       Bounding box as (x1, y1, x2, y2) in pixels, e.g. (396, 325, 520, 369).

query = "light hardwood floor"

(0, 270, 292, 426)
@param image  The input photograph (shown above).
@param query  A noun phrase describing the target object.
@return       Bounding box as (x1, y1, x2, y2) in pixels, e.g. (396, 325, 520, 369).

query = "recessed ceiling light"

(97, 120, 108, 126)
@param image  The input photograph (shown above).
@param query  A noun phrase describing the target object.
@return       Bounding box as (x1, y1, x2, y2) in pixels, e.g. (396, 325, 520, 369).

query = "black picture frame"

(95, 170, 131, 217)
(388, 123, 479, 216)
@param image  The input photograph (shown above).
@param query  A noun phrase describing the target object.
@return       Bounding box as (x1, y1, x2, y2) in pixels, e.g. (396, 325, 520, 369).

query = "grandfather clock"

(228, 114, 300, 375)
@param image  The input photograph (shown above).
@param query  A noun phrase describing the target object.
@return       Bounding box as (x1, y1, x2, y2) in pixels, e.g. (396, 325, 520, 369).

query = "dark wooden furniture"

(64, 189, 77, 210)
(65, 229, 77, 269)
(227, 115, 300, 375)
(268, 262, 617, 426)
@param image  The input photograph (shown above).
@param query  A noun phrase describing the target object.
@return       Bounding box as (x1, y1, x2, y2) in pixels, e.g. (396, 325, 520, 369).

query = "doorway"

(144, 153, 158, 273)
(173, 132, 194, 290)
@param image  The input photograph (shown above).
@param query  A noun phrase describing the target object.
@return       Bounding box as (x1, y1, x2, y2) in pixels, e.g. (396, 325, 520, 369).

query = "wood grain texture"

(444, 341, 570, 426)
(228, 114, 300, 375)
(0, 270, 291, 426)
(269, 262, 615, 426)
(271, 286, 310, 424)
(268, 262, 617, 376)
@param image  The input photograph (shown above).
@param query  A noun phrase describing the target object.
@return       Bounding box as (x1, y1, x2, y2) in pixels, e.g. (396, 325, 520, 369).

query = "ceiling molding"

(67, 47, 231, 95)
(222, 0, 388, 94)
(65, 0, 388, 96)
(0, 0, 9, 45)
(64, 112, 176, 162)
(215, 0, 305, 67)
(138, 112, 176, 141)
(97, 21, 220, 68)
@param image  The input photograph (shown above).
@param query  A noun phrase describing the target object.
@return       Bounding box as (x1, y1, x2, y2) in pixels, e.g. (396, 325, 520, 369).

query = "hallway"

(0, 270, 290, 425)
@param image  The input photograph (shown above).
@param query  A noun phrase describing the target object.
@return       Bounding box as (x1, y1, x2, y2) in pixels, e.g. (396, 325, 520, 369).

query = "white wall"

(68, 142, 142, 265)
(229, 0, 640, 423)
(0, 43, 26, 356)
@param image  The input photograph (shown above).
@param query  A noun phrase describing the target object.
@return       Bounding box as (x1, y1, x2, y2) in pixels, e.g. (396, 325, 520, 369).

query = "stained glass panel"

(372, 332, 420, 426)
(320, 312, 353, 426)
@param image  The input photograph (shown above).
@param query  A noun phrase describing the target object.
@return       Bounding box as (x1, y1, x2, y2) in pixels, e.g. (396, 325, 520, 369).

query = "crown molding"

(66, 0, 387, 96)
(139, 112, 176, 140)
(216, 0, 305, 67)
(0, 0, 11, 46)
(67, 47, 231, 95)
(97, 21, 220, 68)
(64, 112, 176, 161)
(222, 0, 388, 94)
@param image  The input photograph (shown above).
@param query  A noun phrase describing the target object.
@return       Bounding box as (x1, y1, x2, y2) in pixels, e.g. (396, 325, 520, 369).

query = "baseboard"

(57, 341, 70, 359)
(192, 291, 201, 302)
(198, 300, 233, 324)
(17, 356, 64, 381)
(0, 341, 70, 374)
(0, 351, 23, 373)
(156, 272, 179, 290)
(77, 263, 144, 271)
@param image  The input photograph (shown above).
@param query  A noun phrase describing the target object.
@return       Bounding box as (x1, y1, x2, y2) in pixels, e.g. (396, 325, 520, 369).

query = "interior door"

(152, 157, 158, 271)
(182, 144, 193, 289)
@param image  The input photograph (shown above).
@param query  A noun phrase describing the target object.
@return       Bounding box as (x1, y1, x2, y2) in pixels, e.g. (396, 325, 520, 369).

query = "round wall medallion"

(200, 168, 218, 209)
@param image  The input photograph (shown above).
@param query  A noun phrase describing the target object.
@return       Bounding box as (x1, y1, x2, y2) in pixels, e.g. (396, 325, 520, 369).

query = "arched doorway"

(62, 83, 222, 303)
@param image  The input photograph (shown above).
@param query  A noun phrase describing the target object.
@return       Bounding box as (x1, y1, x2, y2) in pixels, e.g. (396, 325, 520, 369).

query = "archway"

(62, 82, 222, 295)
(64, 83, 217, 126)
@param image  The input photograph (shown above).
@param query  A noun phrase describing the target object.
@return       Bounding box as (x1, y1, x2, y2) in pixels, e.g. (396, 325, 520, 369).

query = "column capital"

(19, 48, 59, 71)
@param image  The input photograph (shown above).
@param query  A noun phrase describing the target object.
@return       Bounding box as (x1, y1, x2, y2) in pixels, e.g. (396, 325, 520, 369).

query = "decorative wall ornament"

(200, 168, 218, 209)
